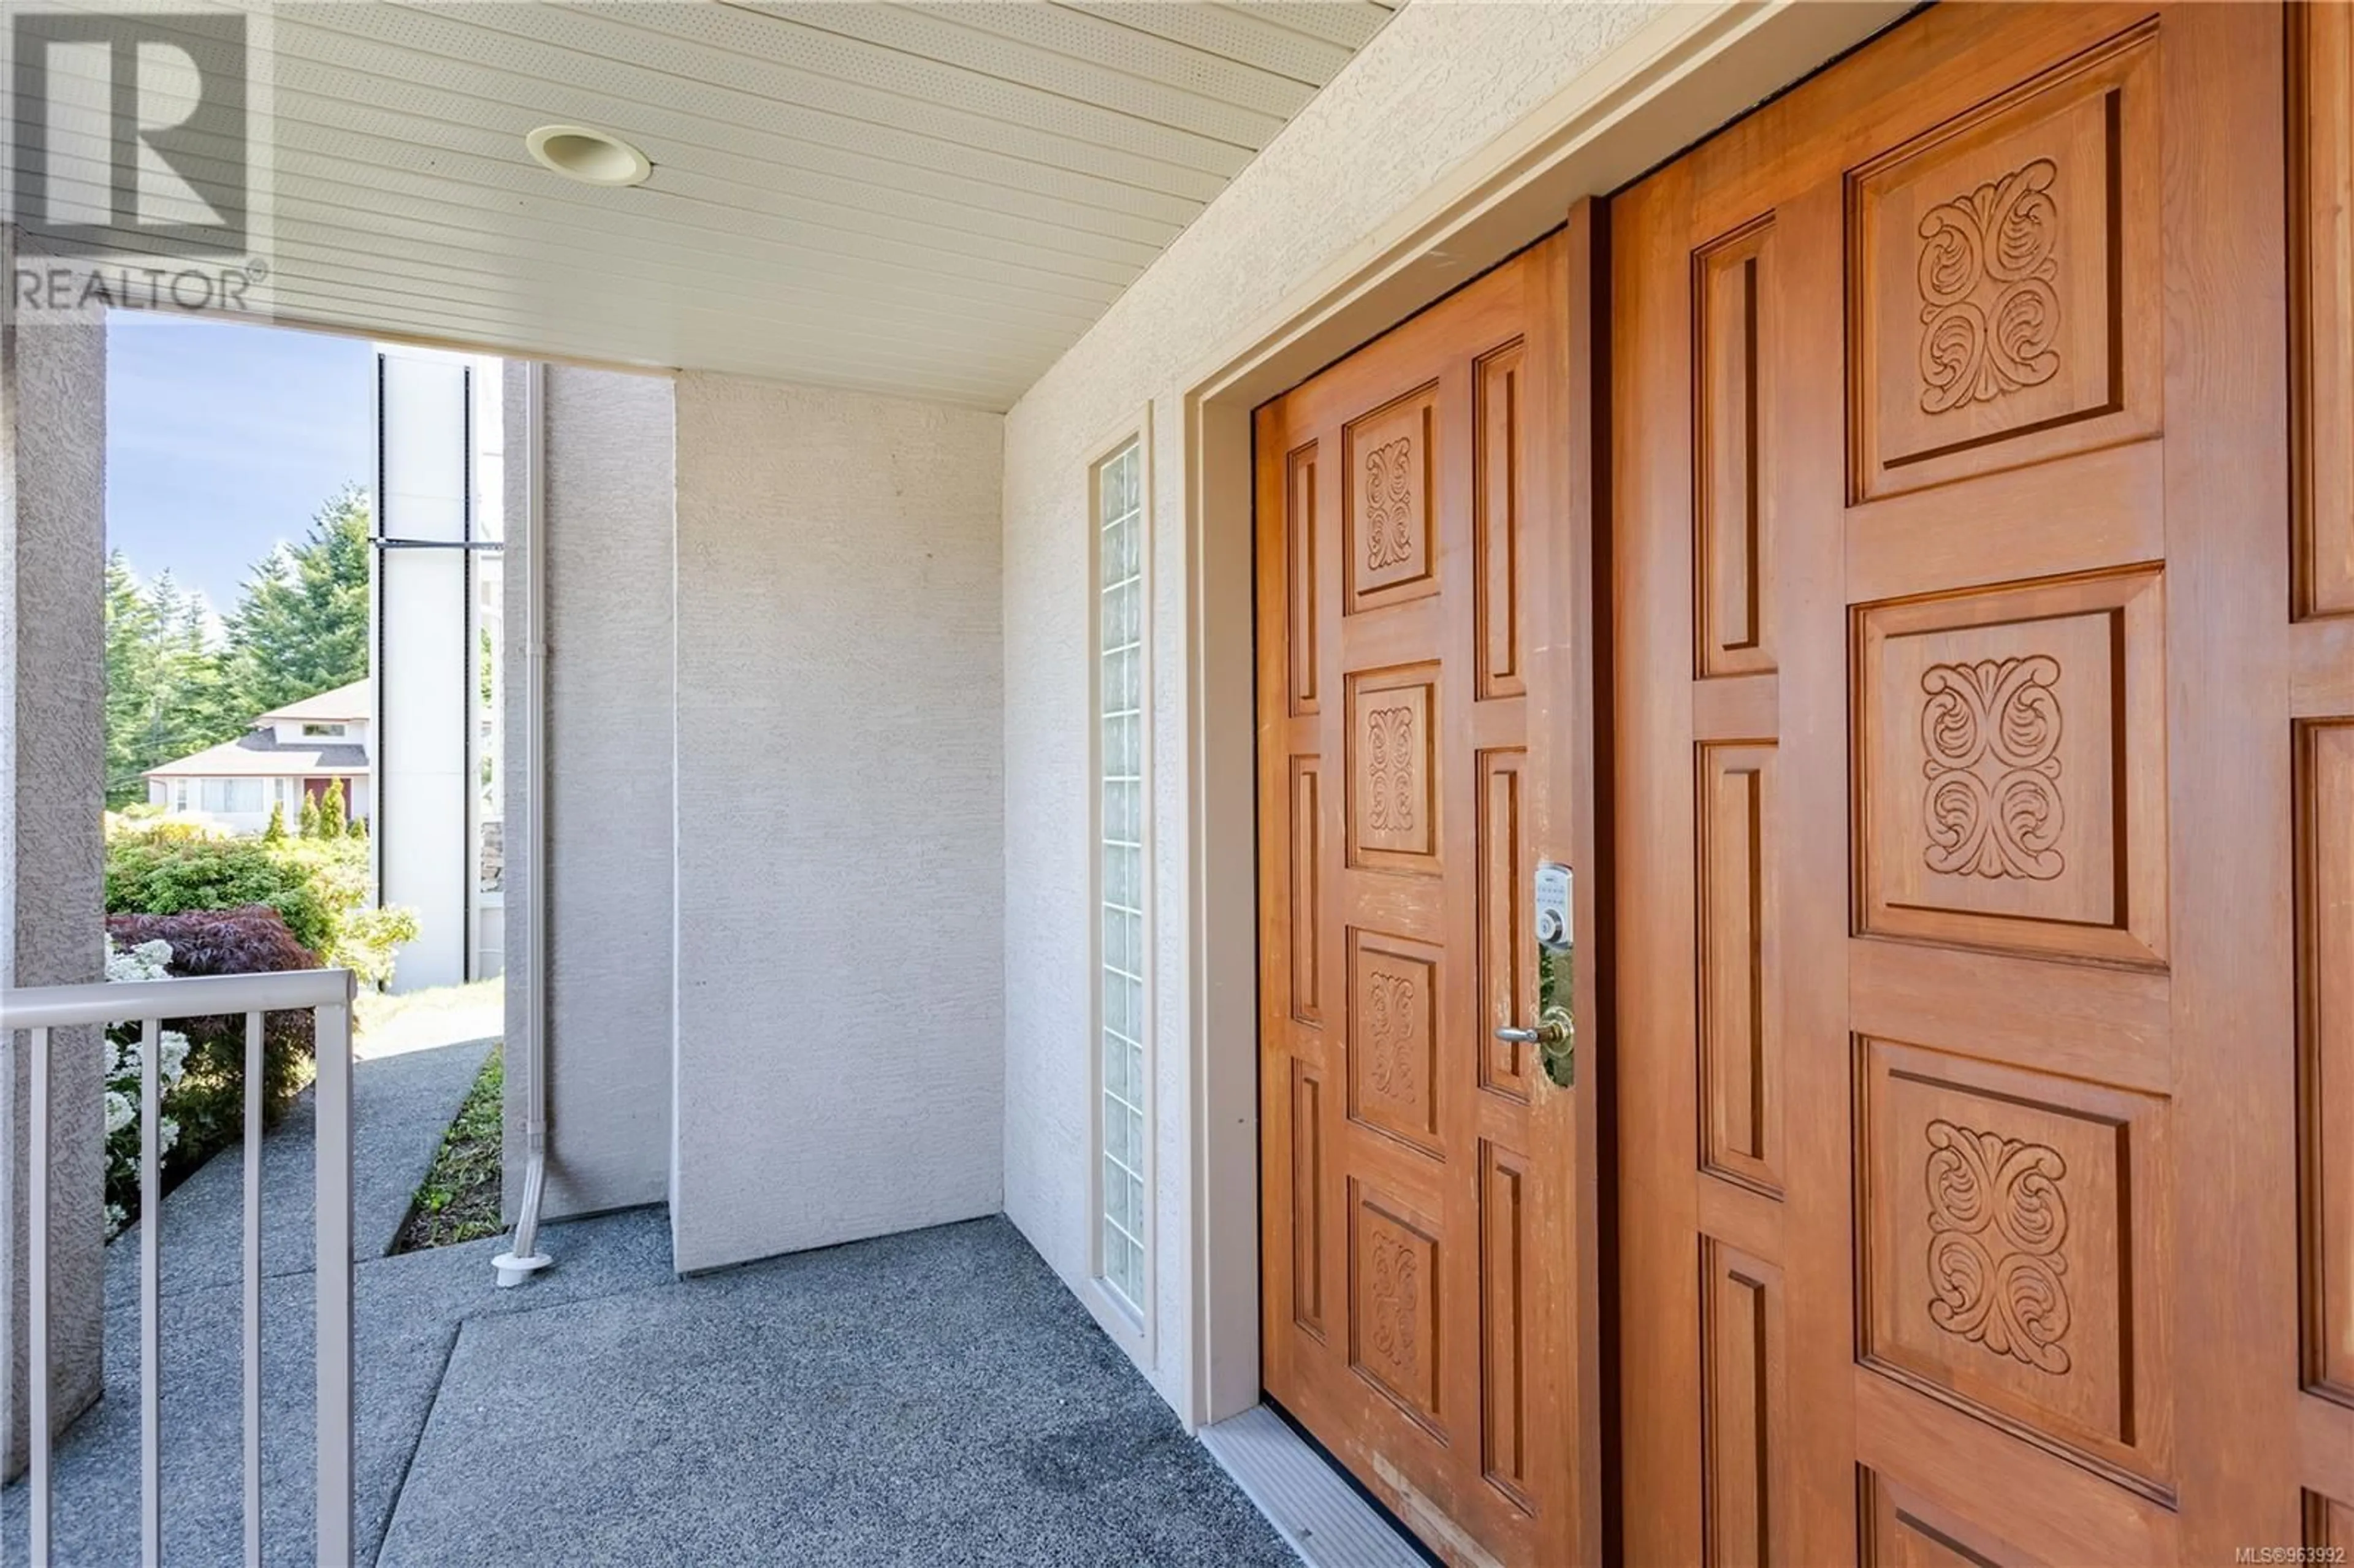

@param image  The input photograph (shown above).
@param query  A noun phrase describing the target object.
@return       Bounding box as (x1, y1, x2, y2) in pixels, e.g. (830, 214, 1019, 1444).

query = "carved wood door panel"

(1255, 233, 1594, 1567)
(1614, 6, 2312, 1563)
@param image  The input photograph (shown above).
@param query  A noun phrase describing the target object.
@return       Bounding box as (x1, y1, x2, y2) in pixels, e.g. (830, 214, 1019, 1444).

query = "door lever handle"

(1526, 861, 1577, 1087)
(1499, 937, 1577, 1089)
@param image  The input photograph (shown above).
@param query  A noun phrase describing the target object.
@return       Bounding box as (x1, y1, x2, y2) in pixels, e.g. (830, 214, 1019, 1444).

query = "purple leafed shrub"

(103, 906, 324, 1182)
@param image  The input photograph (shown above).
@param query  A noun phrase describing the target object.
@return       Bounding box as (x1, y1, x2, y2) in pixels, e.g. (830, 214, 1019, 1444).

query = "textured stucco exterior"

(0, 300, 108, 1475)
(999, 0, 1661, 1409)
(502, 363, 679, 1219)
(669, 373, 1005, 1274)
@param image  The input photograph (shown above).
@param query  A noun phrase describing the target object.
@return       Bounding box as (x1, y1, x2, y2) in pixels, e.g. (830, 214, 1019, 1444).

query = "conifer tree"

(104, 555, 243, 804)
(104, 554, 165, 805)
(219, 487, 371, 718)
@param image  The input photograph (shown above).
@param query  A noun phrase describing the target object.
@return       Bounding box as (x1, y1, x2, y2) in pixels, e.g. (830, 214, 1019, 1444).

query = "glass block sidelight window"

(1097, 439, 1148, 1316)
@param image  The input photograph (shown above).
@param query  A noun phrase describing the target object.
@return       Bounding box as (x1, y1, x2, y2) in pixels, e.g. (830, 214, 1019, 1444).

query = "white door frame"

(1170, 0, 1911, 1433)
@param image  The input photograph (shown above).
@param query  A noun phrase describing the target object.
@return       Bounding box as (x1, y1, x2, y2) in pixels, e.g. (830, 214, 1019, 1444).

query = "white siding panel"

(670, 374, 1005, 1272)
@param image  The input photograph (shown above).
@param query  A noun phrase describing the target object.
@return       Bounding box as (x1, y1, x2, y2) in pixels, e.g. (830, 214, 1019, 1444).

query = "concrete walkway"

(6, 1041, 1295, 1567)
(102, 1035, 500, 1306)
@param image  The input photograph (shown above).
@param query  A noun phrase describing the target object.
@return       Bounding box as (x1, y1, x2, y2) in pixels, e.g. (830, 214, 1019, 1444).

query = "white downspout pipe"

(493, 362, 553, 1288)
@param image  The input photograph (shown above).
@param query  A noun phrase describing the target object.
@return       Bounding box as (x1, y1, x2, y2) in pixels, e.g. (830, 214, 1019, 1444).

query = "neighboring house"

(142, 680, 371, 836)
(6, 4, 2352, 1564)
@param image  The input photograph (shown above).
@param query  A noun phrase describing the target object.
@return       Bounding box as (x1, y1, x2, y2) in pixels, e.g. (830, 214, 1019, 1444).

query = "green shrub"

(106, 829, 336, 951)
(267, 835, 368, 918)
(338, 905, 420, 990)
(104, 821, 418, 989)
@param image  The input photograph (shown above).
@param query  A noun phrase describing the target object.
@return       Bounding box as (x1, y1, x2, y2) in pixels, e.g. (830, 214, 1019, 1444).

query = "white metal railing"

(0, 967, 357, 1568)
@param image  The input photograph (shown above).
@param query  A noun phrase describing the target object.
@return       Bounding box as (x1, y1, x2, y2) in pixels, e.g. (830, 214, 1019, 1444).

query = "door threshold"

(1200, 1404, 1433, 1568)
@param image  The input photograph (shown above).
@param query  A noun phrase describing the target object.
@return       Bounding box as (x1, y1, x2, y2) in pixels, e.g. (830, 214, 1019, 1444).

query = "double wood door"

(1256, 4, 2350, 1562)
(1615, 4, 2339, 1563)
(1254, 232, 1602, 1567)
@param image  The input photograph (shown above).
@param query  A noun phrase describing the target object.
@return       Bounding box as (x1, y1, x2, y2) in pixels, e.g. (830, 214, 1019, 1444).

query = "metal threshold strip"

(1198, 1405, 1432, 1568)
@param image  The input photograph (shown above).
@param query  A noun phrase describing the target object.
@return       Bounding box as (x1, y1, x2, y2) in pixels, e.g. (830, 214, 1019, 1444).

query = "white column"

(371, 346, 477, 992)
(0, 230, 108, 1480)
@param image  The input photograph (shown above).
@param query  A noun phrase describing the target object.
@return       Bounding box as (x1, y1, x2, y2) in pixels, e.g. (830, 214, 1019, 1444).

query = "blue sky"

(105, 312, 374, 616)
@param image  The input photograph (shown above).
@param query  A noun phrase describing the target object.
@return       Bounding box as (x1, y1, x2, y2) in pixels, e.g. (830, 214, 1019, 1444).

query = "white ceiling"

(106, 1, 1403, 406)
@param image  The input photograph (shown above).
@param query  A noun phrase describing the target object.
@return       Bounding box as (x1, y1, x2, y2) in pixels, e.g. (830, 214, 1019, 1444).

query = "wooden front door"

(1255, 231, 1600, 1566)
(1615, 4, 2325, 1561)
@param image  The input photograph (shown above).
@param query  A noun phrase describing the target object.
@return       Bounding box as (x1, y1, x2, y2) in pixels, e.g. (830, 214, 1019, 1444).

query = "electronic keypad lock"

(1534, 861, 1572, 952)
(1496, 861, 1577, 1088)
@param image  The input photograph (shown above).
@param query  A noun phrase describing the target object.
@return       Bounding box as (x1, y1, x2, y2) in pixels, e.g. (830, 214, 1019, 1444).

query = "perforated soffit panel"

(126, 0, 1401, 407)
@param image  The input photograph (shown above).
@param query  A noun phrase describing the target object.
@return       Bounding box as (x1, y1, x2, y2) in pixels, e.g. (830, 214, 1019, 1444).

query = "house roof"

(256, 680, 370, 725)
(144, 729, 369, 780)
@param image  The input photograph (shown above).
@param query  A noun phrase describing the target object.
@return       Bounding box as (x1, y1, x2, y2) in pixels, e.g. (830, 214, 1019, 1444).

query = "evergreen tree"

(220, 486, 371, 718)
(299, 793, 322, 839)
(319, 778, 347, 838)
(262, 802, 288, 842)
(104, 553, 166, 805)
(106, 484, 373, 814)
(104, 556, 243, 807)
(148, 573, 240, 754)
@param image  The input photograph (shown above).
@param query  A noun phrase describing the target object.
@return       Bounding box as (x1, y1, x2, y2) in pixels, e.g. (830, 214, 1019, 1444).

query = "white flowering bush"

(102, 938, 189, 1238)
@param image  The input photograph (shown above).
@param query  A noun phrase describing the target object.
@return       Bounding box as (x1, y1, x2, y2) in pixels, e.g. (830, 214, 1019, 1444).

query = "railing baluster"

(243, 1009, 264, 1568)
(0, 969, 356, 1566)
(314, 987, 354, 1568)
(140, 1016, 162, 1568)
(29, 1023, 51, 1568)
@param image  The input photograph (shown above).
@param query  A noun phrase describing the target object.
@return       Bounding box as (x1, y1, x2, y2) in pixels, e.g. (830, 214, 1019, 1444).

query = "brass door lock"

(1496, 862, 1577, 1088)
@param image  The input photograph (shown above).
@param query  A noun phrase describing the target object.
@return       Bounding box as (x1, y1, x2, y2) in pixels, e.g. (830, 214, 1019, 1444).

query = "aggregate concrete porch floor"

(379, 1217, 1295, 1568)
(8, 1039, 1294, 1566)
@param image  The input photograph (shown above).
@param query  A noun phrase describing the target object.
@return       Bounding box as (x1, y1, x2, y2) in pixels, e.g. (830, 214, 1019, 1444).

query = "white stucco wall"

(999, 0, 1661, 1411)
(1, 306, 108, 1473)
(669, 373, 1005, 1274)
(503, 362, 679, 1219)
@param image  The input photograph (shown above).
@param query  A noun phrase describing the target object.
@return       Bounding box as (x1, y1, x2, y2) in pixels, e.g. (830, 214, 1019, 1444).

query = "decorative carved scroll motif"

(1917, 158, 2063, 413)
(1368, 1225, 1421, 1379)
(1924, 1118, 2073, 1375)
(1363, 965, 1420, 1102)
(1920, 654, 2065, 881)
(1366, 706, 1418, 834)
(1366, 438, 1415, 571)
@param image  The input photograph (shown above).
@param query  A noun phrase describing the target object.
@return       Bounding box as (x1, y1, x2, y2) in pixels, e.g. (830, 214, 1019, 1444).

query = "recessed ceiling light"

(525, 124, 651, 188)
